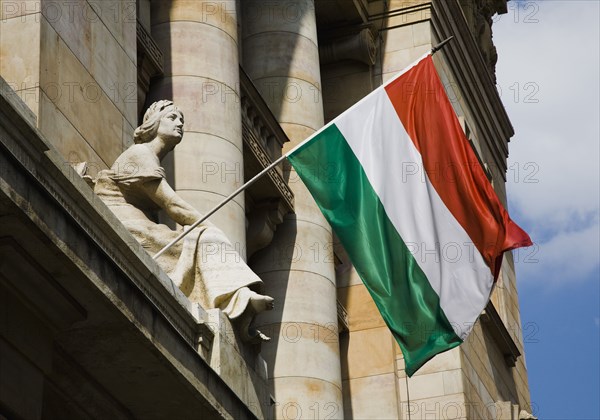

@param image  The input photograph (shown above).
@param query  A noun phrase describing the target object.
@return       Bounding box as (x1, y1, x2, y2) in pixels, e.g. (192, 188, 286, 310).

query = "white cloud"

(494, 1, 600, 285)
(514, 219, 599, 287)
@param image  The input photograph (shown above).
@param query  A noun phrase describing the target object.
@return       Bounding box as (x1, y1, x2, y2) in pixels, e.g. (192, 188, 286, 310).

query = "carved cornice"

(431, 0, 514, 176)
(458, 0, 508, 83)
(241, 119, 294, 214)
(137, 20, 163, 76)
(337, 300, 349, 333)
(240, 67, 294, 214)
(137, 19, 164, 106)
(240, 68, 290, 151)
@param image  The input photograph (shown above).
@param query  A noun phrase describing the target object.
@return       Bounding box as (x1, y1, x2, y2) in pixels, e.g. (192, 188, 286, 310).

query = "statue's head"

(134, 100, 184, 144)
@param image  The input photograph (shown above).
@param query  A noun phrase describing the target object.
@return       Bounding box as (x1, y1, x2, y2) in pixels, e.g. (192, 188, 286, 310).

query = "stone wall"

(0, 0, 137, 171)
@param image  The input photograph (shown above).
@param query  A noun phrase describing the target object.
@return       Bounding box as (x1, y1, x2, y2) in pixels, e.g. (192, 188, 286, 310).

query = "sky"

(493, 1, 600, 418)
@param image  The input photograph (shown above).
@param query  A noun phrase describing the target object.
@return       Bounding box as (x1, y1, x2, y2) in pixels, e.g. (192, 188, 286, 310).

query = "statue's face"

(157, 110, 184, 145)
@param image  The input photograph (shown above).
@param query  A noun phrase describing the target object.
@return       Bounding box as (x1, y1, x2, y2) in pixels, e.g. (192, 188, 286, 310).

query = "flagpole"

(153, 154, 288, 260)
(431, 36, 454, 55)
(154, 35, 455, 260)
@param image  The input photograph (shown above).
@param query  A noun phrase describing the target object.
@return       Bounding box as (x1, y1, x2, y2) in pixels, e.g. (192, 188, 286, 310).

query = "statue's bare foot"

(249, 293, 274, 313)
(236, 292, 274, 343)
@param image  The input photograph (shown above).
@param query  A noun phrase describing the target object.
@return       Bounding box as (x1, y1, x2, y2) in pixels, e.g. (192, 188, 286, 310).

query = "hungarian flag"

(287, 54, 532, 377)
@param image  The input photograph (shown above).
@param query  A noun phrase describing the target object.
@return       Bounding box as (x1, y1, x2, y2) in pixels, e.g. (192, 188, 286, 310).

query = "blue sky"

(494, 1, 600, 418)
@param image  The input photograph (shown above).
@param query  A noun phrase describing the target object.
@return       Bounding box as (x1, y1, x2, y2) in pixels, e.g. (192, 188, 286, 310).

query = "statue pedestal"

(204, 308, 272, 418)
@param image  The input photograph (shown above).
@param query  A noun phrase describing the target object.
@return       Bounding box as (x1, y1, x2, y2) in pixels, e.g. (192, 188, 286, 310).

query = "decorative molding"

(241, 114, 294, 214)
(241, 67, 295, 253)
(337, 300, 349, 333)
(137, 20, 164, 117)
(240, 66, 294, 214)
(137, 20, 163, 75)
(458, 0, 508, 82)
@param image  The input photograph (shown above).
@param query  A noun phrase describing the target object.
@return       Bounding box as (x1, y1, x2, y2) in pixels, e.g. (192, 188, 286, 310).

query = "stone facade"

(0, 1, 532, 419)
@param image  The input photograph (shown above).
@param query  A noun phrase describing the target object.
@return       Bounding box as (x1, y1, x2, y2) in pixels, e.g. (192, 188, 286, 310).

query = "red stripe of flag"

(384, 55, 532, 278)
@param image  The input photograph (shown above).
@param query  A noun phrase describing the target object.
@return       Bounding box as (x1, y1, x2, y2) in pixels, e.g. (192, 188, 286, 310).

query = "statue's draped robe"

(94, 144, 262, 318)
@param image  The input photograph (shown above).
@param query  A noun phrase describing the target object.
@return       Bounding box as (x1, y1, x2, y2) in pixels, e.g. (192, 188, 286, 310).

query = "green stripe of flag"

(288, 123, 462, 376)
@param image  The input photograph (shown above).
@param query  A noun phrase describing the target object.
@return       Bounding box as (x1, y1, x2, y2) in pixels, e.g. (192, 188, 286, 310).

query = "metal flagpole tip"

(431, 36, 454, 55)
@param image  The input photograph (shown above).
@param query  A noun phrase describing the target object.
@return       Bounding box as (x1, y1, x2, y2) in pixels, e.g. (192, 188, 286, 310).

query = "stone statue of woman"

(94, 100, 274, 342)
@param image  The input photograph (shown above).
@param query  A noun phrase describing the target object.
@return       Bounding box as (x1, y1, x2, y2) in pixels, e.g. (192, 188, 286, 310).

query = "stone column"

(149, 1, 246, 252)
(242, 1, 343, 418)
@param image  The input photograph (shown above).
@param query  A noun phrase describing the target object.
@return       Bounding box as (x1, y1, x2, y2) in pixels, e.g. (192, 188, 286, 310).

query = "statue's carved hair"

(133, 100, 183, 144)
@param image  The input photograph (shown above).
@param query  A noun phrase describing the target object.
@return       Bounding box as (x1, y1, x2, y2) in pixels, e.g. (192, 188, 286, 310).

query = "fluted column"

(242, 1, 343, 418)
(149, 1, 246, 253)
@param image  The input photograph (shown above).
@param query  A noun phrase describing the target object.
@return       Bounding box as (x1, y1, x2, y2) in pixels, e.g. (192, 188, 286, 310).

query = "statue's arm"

(141, 178, 202, 226)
